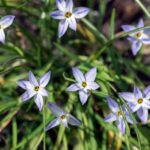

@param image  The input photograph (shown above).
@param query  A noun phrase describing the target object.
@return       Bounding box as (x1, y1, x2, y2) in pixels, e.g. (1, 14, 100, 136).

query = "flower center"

(136, 32, 142, 38)
(65, 12, 72, 18)
(138, 98, 143, 104)
(82, 82, 87, 88)
(117, 111, 122, 116)
(60, 115, 66, 120)
(34, 86, 40, 92)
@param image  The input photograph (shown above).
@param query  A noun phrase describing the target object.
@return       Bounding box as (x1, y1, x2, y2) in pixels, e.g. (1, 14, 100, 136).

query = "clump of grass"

(0, 0, 150, 150)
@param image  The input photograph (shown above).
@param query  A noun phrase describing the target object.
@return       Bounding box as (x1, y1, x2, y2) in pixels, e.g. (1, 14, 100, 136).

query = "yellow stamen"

(34, 86, 40, 92)
(136, 32, 142, 38)
(65, 12, 72, 18)
(60, 115, 66, 120)
(138, 98, 143, 104)
(117, 111, 122, 116)
(82, 82, 87, 88)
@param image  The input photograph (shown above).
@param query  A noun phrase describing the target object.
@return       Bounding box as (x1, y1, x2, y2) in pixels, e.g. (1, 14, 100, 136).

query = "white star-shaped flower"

(119, 86, 150, 123)
(122, 19, 150, 56)
(50, 0, 90, 38)
(104, 97, 133, 135)
(46, 102, 82, 131)
(17, 71, 51, 111)
(67, 67, 99, 105)
(0, 15, 15, 44)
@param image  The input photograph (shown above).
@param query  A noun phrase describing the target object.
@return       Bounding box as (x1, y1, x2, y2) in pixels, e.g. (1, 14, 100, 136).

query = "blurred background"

(0, 0, 150, 150)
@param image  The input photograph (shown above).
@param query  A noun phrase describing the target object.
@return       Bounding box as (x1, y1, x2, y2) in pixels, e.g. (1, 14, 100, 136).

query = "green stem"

(82, 18, 107, 43)
(119, 97, 142, 150)
(125, 134, 131, 150)
(12, 117, 17, 149)
(134, 0, 150, 18)
(43, 100, 46, 150)
(37, 18, 44, 67)
(63, 72, 76, 83)
(117, 100, 131, 150)
(37, 47, 41, 67)
(110, 87, 142, 150)
(54, 126, 65, 150)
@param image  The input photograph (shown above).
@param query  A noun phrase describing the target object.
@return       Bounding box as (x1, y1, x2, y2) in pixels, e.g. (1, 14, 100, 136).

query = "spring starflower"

(67, 67, 99, 105)
(119, 86, 150, 123)
(50, 0, 90, 38)
(0, 15, 15, 44)
(46, 102, 82, 131)
(17, 71, 51, 111)
(121, 19, 150, 56)
(104, 96, 133, 135)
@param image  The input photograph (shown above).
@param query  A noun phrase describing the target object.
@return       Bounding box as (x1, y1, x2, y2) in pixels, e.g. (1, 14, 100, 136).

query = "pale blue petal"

(29, 71, 38, 86)
(17, 80, 34, 90)
(137, 107, 148, 123)
(67, 114, 82, 126)
(119, 92, 135, 102)
(56, 0, 66, 11)
(17, 80, 28, 89)
(66, 0, 73, 12)
(61, 118, 69, 128)
(122, 106, 134, 124)
(48, 102, 66, 117)
(104, 113, 117, 122)
(142, 38, 150, 44)
(137, 18, 144, 28)
(66, 84, 80, 91)
(68, 17, 77, 31)
(50, 11, 65, 20)
(85, 67, 97, 82)
(131, 40, 142, 56)
(79, 90, 89, 105)
(125, 113, 133, 124)
(143, 86, 150, 95)
(21, 90, 35, 101)
(143, 100, 150, 109)
(58, 19, 69, 38)
(72, 67, 85, 83)
(117, 118, 125, 135)
(128, 102, 140, 112)
(34, 94, 43, 111)
(143, 86, 150, 99)
(73, 7, 90, 19)
(0, 29, 5, 44)
(127, 37, 137, 42)
(39, 88, 48, 96)
(39, 71, 51, 87)
(143, 28, 150, 34)
(0, 15, 15, 29)
(87, 82, 99, 90)
(126, 114, 133, 124)
(46, 118, 60, 131)
(107, 96, 119, 113)
(134, 86, 143, 99)
(121, 25, 135, 32)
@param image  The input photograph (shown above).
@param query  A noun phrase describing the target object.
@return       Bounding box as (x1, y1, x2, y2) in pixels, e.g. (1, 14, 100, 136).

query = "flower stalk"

(43, 99, 46, 150)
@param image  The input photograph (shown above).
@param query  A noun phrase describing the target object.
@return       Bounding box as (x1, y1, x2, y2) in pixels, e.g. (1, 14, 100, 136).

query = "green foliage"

(0, 0, 150, 150)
